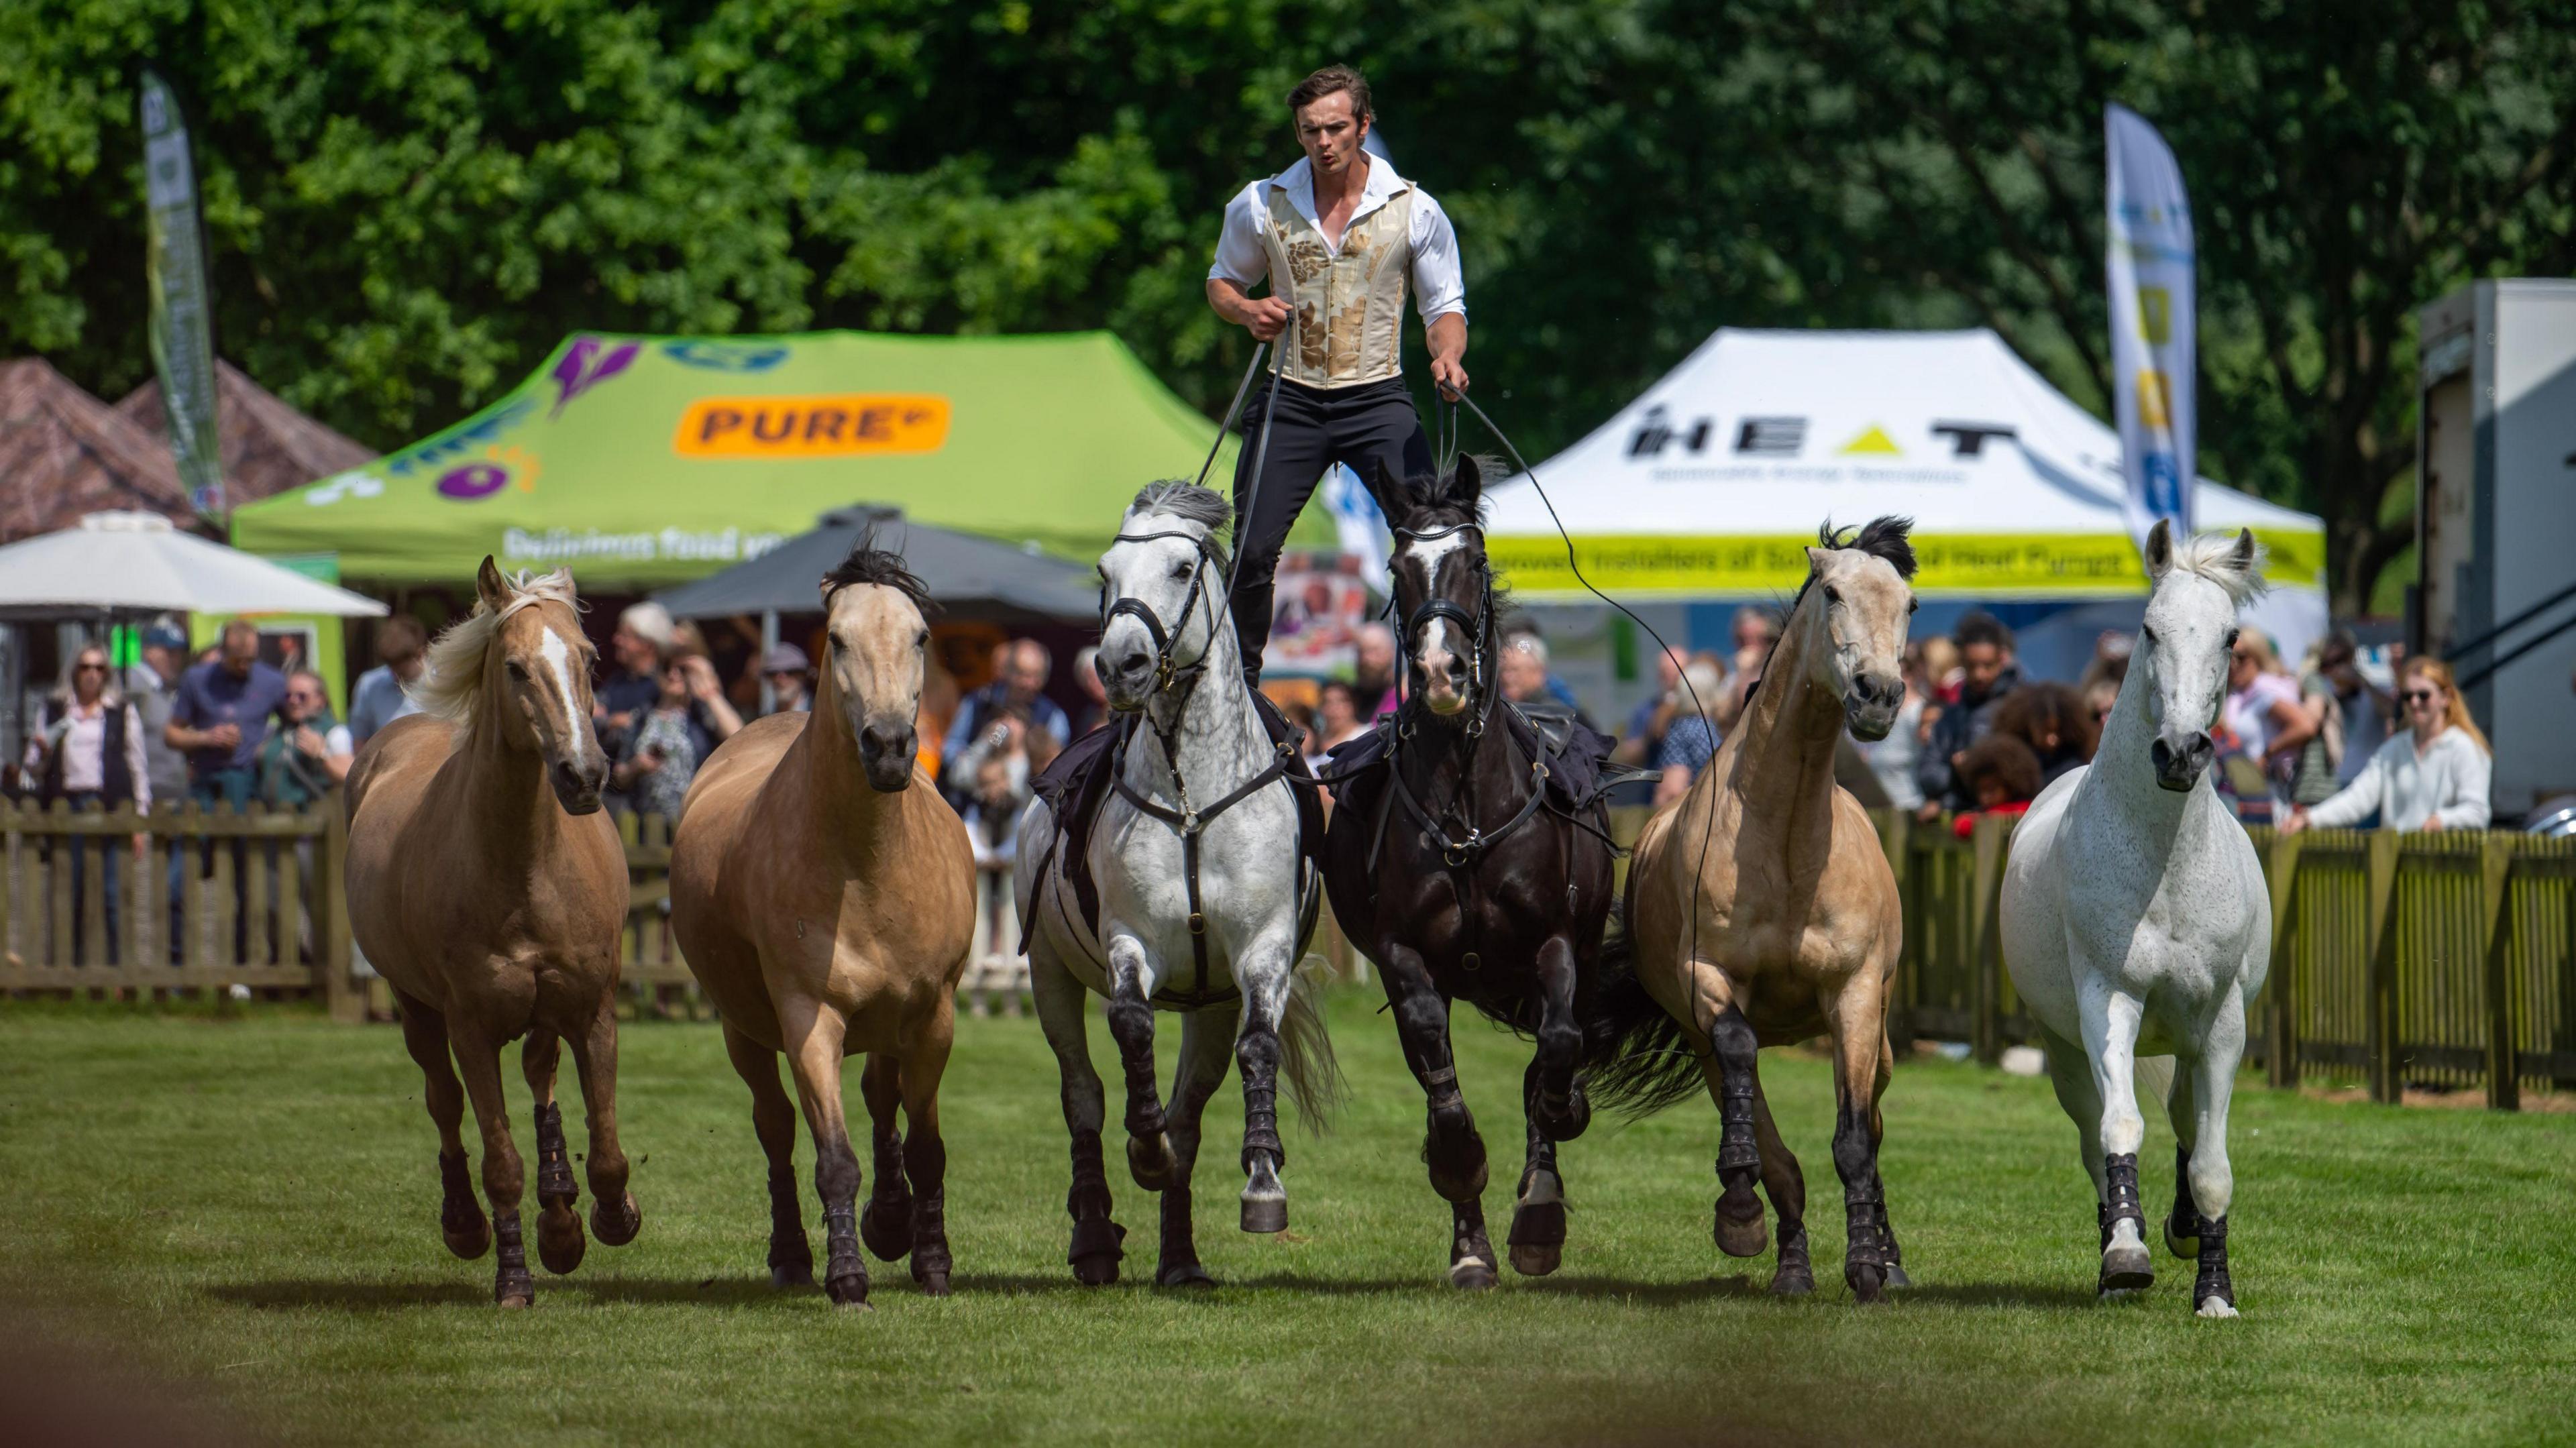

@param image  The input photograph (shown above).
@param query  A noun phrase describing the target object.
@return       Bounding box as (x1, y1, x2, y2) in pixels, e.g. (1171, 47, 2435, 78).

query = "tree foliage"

(3, 0, 2570, 609)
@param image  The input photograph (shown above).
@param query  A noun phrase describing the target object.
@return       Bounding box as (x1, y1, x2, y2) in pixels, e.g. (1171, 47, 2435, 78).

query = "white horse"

(2001, 522, 2269, 1318)
(1016, 480, 1338, 1289)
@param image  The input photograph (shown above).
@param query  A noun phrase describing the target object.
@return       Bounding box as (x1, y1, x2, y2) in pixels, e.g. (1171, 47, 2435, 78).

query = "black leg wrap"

(822, 1204, 867, 1305)
(437, 1150, 486, 1254)
(2103, 1152, 2146, 1237)
(1843, 1190, 1889, 1271)
(1422, 1064, 1465, 1113)
(2165, 1141, 2200, 1258)
(1067, 1129, 1113, 1215)
(533, 1101, 576, 1205)
(910, 1190, 951, 1286)
(1772, 1218, 1815, 1294)
(1717, 1082, 1760, 1176)
(766, 1164, 813, 1280)
(492, 1211, 532, 1305)
(2193, 1215, 2234, 1309)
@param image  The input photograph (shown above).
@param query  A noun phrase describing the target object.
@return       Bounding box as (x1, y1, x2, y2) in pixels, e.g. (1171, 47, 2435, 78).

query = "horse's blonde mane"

(2165, 531, 2271, 608)
(408, 569, 582, 730)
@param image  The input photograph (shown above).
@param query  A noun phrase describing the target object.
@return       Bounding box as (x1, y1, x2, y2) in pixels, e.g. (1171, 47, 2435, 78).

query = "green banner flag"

(140, 66, 223, 518)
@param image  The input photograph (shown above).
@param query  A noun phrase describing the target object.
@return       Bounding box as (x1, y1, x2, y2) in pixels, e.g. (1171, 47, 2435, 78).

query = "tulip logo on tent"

(1838, 425, 1903, 455)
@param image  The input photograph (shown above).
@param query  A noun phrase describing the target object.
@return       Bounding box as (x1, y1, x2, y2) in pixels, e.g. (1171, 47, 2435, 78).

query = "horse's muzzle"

(858, 721, 917, 793)
(1843, 675, 1903, 742)
(550, 755, 608, 815)
(2151, 730, 2214, 792)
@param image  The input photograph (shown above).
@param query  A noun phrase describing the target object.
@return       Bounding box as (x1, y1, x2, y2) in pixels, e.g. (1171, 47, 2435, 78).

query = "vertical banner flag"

(2104, 103, 2194, 561)
(140, 67, 223, 518)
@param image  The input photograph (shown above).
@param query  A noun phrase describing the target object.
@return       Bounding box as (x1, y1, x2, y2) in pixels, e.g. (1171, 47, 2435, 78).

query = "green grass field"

(2, 991, 2570, 1447)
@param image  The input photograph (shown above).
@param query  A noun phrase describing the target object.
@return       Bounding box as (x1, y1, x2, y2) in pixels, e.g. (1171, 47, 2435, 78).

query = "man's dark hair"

(1955, 610, 2015, 654)
(1288, 64, 1372, 122)
(378, 614, 429, 664)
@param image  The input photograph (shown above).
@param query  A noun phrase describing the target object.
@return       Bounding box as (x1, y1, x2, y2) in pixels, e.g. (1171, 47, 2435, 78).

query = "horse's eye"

(2140, 626, 2157, 646)
(504, 660, 529, 679)
(1823, 585, 1842, 606)
(1170, 563, 1192, 581)
(915, 629, 930, 650)
(1906, 597, 1919, 616)
(2224, 628, 2241, 649)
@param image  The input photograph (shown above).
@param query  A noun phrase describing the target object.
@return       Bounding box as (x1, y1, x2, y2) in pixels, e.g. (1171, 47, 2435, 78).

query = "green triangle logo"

(1839, 425, 1902, 455)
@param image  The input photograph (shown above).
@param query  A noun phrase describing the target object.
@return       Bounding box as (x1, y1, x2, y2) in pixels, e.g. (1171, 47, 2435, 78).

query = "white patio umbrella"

(0, 511, 386, 620)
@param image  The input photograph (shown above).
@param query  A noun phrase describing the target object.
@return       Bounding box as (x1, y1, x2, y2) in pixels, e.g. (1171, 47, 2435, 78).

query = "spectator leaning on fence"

(126, 621, 191, 806)
(596, 600, 678, 752)
(166, 620, 292, 810)
(612, 651, 710, 821)
(257, 671, 354, 809)
(2283, 657, 2491, 836)
(28, 644, 152, 816)
(347, 614, 429, 746)
(1613, 647, 1686, 769)
(1951, 732, 2044, 838)
(1916, 610, 2021, 818)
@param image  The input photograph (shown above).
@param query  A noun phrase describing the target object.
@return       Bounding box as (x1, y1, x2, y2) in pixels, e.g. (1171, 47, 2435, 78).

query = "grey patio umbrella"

(654, 506, 1099, 625)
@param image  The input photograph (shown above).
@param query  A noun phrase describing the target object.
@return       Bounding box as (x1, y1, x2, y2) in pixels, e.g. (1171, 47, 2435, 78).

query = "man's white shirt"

(1208, 155, 1466, 325)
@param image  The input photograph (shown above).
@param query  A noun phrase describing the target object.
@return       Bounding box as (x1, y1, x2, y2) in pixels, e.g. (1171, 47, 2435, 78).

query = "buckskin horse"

(2002, 523, 2271, 1317)
(1608, 518, 1921, 1302)
(1320, 457, 1682, 1288)
(345, 559, 639, 1307)
(1015, 480, 1341, 1289)
(668, 541, 975, 1307)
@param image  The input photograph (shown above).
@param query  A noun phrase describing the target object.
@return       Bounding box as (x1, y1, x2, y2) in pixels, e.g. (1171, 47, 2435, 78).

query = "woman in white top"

(2284, 657, 2491, 834)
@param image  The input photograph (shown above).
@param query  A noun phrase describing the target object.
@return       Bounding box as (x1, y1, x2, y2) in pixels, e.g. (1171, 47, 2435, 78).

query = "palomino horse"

(1322, 457, 1678, 1288)
(346, 559, 637, 1307)
(1016, 481, 1340, 1288)
(1612, 518, 1919, 1302)
(669, 541, 974, 1307)
(2002, 523, 2269, 1317)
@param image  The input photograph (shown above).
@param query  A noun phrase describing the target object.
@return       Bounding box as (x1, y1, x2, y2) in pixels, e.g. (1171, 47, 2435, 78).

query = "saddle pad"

(1020, 695, 1327, 958)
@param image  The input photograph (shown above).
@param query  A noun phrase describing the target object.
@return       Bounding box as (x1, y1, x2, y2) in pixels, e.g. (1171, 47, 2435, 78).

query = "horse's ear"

(1804, 545, 1829, 577)
(2142, 518, 2174, 579)
(1450, 454, 1483, 506)
(474, 555, 511, 614)
(2227, 527, 2257, 575)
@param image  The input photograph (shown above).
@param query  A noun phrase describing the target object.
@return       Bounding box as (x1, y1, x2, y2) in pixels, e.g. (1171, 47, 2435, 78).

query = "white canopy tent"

(0, 512, 387, 620)
(1484, 328, 2328, 669)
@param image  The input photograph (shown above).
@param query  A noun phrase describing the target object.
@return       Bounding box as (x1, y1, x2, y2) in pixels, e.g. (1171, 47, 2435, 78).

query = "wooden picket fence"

(1868, 813, 2576, 1110)
(9, 794, 2571, 1108)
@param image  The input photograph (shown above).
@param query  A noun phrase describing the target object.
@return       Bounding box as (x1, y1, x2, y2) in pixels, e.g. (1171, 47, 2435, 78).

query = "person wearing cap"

(347, 614, 429, 746)
(127, 620, 193, 807)
(761, 643, 813, 715)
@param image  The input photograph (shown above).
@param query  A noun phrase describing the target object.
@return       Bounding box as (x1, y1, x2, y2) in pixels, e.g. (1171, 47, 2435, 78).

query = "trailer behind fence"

(8, 796, 2570, 1109)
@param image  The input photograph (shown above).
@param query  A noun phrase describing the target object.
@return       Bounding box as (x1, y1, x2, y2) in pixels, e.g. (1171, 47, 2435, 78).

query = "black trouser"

(1230, 374, 1432, 676)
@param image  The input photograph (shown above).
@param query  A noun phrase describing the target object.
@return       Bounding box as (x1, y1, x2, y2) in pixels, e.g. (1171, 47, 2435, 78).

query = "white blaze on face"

(1402, 530, 1471, 667)
(537, 624, 588, 755)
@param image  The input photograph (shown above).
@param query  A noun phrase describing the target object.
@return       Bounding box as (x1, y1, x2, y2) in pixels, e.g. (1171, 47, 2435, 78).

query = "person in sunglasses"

(2282, 657, 2491, 834)
(23, 645, 152, 962)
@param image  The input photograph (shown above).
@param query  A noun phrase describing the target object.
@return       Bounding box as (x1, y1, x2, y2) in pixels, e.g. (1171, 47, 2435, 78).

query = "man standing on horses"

(1208, 63, 1469, 685)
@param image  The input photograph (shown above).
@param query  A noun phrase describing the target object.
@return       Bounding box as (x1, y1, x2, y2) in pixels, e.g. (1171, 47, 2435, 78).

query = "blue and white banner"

(1322, 463, 1390, 577)
(2105, 103, 2194, 560)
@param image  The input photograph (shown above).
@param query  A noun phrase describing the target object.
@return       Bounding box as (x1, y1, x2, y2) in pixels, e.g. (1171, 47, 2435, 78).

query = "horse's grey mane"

(1128, 480, 1232, 542)
(2167, 530, 2270, 607)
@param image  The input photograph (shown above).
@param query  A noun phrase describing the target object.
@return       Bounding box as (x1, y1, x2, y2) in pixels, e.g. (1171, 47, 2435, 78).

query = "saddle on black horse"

(1324, 702, 1643, 879)
(1022, 691, 1326, 1008)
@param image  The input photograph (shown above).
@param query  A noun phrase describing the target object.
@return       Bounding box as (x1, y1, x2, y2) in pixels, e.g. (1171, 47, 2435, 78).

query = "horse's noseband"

(1104, 528, 1230, 698)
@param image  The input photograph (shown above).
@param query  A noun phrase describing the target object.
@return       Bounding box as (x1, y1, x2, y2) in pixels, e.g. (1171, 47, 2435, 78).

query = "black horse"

(1321, 456, 1689, 1288)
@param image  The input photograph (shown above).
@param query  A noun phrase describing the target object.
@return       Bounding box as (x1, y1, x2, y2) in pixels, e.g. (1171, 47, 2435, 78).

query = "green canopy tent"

(231, 331, 1330, 588)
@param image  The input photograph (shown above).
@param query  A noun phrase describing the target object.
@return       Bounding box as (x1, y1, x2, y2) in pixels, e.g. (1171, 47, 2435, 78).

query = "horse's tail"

(1578, 901, 1705, 1120)
(1277, 960, 1348, 1133)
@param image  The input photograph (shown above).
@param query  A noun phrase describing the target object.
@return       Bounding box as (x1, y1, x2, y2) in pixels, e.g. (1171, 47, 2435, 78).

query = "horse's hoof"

(771, 1260, 815, 1290)
(536, 1203, 587, 1276)
(496, 1292, 533, 1310)
(1156, 1262, 1217, 1290)
(1713, 1191, 1768, 1259)
(2196, 1295, 2240, 1319)
(861, 1196, 915, 1262)
(1240, 1193, 1288, 1235)
(443, 1215, 492, 1262)
(1448, 1254, 1499, 1290)
(1508, 1197, 1566, 1277)
(1846, 1264, 1887, 1304)
(1509, 1242, 1562, 1277)
(494, 1268, 535, 1308)
(1884, 1263, 1913, 1290)
(1072, 1252, 1122, 1287)
(825, 1272, 871, 1308)
(1128, 1133, 1176, 1193)
(590, 1193, 641, 1248)
(915, 1270, 951, 1298)
(1768, 1266, 1815, 1296)
(2099, 1245, 2154, 1295)
(1536, 1088, 1592, 1144)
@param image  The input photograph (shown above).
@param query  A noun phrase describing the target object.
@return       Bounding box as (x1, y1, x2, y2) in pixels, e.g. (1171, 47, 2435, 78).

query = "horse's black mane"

(820, 527, 935, 612)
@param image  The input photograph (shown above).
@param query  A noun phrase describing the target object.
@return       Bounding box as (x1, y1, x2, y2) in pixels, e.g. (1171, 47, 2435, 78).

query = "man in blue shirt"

(941, 639, 1069, 806)
(166, 620, 292, 810)
(347, 614, 428, 746)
